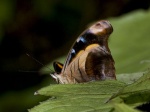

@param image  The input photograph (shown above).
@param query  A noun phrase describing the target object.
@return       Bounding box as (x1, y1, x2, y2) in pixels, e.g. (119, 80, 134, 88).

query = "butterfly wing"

(53, 61, 63, 74)
(85, 44, 116, 80)
(51, 20, 115, 84)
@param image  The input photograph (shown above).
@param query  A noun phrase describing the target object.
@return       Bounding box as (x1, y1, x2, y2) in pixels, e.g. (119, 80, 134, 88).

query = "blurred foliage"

(0, 89, 46, 112)
(109, 10, 150, 73)
(0, 1, 14, 42)
(0, 0, 150, 112)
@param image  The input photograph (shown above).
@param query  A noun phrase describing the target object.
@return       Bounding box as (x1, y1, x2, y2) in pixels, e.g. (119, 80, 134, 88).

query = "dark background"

(0, 0, 150, 112)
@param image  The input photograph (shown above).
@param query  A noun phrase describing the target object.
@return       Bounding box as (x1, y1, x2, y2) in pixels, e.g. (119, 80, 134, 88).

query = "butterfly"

(51, 20, 116, 84)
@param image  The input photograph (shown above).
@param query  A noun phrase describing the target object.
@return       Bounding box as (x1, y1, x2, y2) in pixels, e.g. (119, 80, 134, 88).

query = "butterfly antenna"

(26, 53, 54, 73)
(18, 70, 39, 73)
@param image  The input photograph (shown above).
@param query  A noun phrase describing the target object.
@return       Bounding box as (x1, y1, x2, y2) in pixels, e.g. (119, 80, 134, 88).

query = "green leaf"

(29, 71, 150, 112)
(113, 103, 140, 112)
(117, 72, 144, 84)
(36, 80, 125, 96)
(110, 71, 150, 107)
(29, 80, 125, 112)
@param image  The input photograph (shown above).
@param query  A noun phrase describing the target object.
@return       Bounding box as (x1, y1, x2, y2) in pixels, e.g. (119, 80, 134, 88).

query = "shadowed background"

(0, 0, 150, 112)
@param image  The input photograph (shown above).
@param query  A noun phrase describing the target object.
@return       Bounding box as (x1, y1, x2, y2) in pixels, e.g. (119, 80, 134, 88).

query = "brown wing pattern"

(51, 20, 116, 84)
(85, 46, 116, 81)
